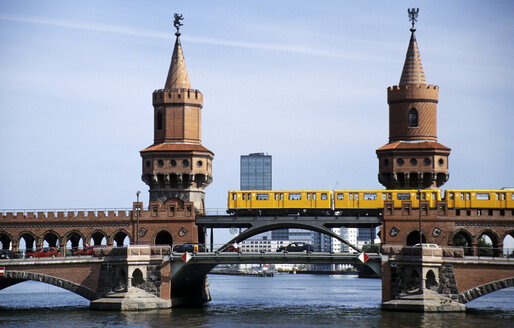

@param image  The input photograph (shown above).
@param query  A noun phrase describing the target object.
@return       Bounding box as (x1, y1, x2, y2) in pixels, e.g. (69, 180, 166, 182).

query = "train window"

(313, 193, 317, 200)
(422, 193, 426, 200)
(501, 193, 505, 200)
(466, 193, 470, 200)
(364, 193, 377, 200)
(274, 193, 278, 200)
(257, 193, 269, 200)
(397, 193, 410, 200)
(476, 193, 490, 200)
(512, 193, 514, 201)
(232, 193, 237, 200)
(350, 194, 353, 200)
(460, 193, 464, 200)
(354, 193, 359, 200)
(248, 193, 252, 200)
(321, 193, 327, 200)
(449, 193, 454, 200)
(432, 192, 437, 200)
(337, 193, 344, 200)
(388, 193, 392, 200)
(280, 193, 284, 200)
(495, 193, 499, 200)
(382, 194, 386, 200)
(307, 194, 311, 200)
(289, 193, 301, 200)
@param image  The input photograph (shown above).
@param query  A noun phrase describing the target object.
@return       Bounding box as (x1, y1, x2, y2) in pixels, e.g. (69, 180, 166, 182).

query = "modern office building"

(240, 153, 272, 190)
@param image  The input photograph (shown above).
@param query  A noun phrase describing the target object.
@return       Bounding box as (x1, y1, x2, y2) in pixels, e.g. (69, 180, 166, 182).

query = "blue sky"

(0, 1, 512, 237)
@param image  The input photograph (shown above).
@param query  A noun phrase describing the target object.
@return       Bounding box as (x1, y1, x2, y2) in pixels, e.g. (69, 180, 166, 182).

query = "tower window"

(408, 108, 418, 127)
(156, 110, 163, 130)
(410, 158, 417, 166)
(182, 159, 189, 167)
(438, 158, 444, 166)
(170, 160, 176, 167)
(157, 160, 164, 167)
(424, 158, 431, 165)
(396, 158, 404, 166)
(383, 159, 389, 166)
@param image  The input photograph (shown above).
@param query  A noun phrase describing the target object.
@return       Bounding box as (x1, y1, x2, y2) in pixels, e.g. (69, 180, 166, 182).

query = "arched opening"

(18, 232, 36, 253)
(425, 270, 438, 290)
(452, 230, 473, 256)
(406, 268, 420, 293)
(0, 232, 12, 250)
(113, 230, 130, 247)
(90, 231, 108, 246)
(65, 231, 84, 255)
(42, 231, 60, 248)
(503, 232, 514, 258)
(408, 108, 418, 127)
(478, 231, 498, 257)
(406, 231, 426, 246)
(155, 230, 173, 246)
(132, 269, 145, 288)
(156, 110, 163, 130)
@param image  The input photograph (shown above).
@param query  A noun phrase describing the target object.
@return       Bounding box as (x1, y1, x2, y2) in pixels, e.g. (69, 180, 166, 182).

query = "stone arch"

(425, 269, 438, 290)
(111, 229, 132, 247)
(502, 230, 514, 258)
(131, 268, 145, 288)
(449, 229, 473, 256)
(406, 267, 421, 293)
(154, 229, 173, 246)
(476, 229, 500, 257)
(459, 277, 514, 303)
(405, 230, 426, 246)
(17, 231, 37, 252)
(0, 231, 13, 249)
(87, 230, 108, 246)
(64, 230, 85, 252)
(41, 230, 61, 248)
(2, 270, 97, 300)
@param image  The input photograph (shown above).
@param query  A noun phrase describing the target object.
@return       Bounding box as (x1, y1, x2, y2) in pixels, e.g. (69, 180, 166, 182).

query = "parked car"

(26, 247, 61, 258)
(413, 243, 439, 248)
(277, 242, 314, 253)
(223, 245, 241, 252)
(73, 245, 107, 256)
(0, 249, 18, 259)
(172, 243, 205, 253)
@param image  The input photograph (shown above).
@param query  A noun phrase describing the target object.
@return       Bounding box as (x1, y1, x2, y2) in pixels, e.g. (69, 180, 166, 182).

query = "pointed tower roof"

(164, 34, 191, 90)
(399, 30, 427, 85)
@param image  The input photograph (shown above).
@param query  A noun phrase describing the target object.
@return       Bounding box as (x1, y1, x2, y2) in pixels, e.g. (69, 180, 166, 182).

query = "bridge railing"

(0, 207, 133, 218)
(203, 208, 229, 216)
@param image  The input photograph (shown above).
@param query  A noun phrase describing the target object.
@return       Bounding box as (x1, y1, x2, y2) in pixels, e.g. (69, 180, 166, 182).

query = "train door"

(447, 191, 456, 208)
(499, 192, 506, 208)
(275, 192, 284, 209)
(463, 192, 471, 208)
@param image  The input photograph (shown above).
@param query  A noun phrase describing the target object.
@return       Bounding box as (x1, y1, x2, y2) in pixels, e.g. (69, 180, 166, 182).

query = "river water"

(0, 274, 513, 327)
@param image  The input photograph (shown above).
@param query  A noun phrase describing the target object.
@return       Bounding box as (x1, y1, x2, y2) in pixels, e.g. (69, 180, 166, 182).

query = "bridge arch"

(449, 229, 473, 255)
(64, 230, 86, 252)
(219, 221, 362, 252)
(476, 229, 500, 257)
(87, 230, 108, 246)
(41, 230, 61, 248)
(405, 230, 427, 246)
(459, 277, 514, 303)
(154, 229, 174, 246)
(17, 231, 37, 251)
(0, 231, 13, 249)
(2, 270, 97, 300)
(111, 229, 132, 247)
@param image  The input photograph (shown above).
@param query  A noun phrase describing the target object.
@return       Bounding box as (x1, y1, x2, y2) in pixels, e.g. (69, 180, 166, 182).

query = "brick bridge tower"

(140, 17, 213, 213)
(376, 20, 451, 189)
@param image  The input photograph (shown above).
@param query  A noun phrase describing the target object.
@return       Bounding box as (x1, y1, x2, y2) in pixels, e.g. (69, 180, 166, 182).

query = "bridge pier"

(381, 245, 466, 312)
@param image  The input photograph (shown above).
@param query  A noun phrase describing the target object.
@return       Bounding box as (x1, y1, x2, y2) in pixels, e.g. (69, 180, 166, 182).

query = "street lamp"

(136, 191, 141, 245)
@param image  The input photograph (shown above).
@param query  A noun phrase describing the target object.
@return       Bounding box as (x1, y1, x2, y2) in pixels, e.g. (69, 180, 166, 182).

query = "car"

(0, 249, 18, 259)
(73, 245, 107, 256)
(172, 243, 205, 253)
(413, 243, 439, 248)
(277, 242, 314, 253)
(26, 247, 61, 258)
(223, 245, 241, 252)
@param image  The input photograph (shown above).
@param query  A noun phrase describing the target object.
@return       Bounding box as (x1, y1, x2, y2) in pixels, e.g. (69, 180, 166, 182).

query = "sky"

(0, 1, 513, 245)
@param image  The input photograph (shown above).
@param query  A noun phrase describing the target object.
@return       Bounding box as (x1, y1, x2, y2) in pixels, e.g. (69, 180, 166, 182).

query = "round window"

(396, 158, 404, 166)
(182, 159, 189, 167)
(197, 160, 203, 167)
(424, 158, 431, 165)
(157, 160, 164, 167)
(410, 158, 417, 166)
(170, 160, 176, 167)
(438, 158, 444, 166)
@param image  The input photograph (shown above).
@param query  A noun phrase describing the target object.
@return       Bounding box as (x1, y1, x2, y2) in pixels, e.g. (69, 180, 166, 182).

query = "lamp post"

(418, 189, 423, 245)
(136, 191, 141, 245)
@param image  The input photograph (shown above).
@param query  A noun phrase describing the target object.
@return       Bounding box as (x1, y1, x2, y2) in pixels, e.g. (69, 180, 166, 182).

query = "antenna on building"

(408, 8, 419, 32)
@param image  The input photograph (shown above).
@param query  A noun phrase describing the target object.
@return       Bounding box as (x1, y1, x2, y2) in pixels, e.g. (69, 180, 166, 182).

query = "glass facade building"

(240, 153, 272, 190)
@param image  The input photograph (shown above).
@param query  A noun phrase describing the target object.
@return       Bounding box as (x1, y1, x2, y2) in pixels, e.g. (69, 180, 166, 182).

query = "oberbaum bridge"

(1, 12, 513, 312)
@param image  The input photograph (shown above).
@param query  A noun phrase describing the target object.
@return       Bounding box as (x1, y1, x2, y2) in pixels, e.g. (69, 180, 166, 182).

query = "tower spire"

(164, 13, 191, 90)
(399, 8, 426, 85)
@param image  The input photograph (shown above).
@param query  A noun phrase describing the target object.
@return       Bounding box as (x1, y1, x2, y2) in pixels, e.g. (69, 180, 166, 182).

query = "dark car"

(26, 247, 61, 258)
(172, 243, 205, 253)
(73, 245, 107, 256)
(0, 249, 18, 259)
(223, 245, 241, 252)
(277, 242, 314, 253)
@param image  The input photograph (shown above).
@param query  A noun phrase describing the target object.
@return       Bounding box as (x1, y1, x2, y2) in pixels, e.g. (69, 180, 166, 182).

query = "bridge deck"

(196, 215, 381, 228)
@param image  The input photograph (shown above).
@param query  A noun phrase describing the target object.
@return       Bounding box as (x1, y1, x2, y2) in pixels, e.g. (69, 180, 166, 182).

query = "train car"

(333, 189, 440, 210)
(227, 190, 332, 215)
(444, 190, 514, 209)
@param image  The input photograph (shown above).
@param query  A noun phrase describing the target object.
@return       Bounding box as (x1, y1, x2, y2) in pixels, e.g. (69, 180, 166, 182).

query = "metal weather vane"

(174, 13, 184, 36)
(408, 8, 419, 31)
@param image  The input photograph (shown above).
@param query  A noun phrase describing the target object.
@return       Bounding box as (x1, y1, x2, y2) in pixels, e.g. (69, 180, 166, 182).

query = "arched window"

(408, 108, 418, 127)
(156, 111, 163, 130)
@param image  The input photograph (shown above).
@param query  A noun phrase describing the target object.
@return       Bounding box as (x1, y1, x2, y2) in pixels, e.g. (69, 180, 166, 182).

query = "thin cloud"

(0, 12, 395, 63)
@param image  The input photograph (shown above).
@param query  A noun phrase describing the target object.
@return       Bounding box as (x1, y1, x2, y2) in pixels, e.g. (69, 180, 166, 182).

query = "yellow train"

(227, 189, 513, 216)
